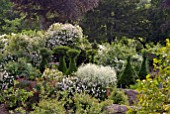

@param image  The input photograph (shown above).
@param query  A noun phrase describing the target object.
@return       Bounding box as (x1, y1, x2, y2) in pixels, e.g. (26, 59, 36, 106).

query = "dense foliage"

(129, 39, 170, 113)
(0, 1, 169, 113)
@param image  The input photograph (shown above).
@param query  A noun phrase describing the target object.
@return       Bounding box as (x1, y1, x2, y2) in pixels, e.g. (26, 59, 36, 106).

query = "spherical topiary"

(67, 49, 80, 74)
(118, 56, 137, 88)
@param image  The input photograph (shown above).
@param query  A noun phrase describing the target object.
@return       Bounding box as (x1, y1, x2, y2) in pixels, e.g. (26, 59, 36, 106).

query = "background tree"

(81, 0, 149, 43)
(0, 0, 40, 34)
(81, 0, 170, 44)
(11, 0, 100, 30)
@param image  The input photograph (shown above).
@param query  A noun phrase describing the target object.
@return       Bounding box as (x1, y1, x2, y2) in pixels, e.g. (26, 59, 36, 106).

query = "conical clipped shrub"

(39, 48, 53, 72)
(138, 53, 149, 80)
(53, 46, 70, 74)
(67, 49, 80, 74)
(118, 56, 137, 88)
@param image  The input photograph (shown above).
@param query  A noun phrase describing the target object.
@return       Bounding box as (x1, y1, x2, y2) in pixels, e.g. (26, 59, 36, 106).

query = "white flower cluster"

(76, 63, 117, 87)
(46, 23, 83, 48)
(58, 76, 107, 100)
(0, 69, 14, 90)
(0, 34, 9, 53)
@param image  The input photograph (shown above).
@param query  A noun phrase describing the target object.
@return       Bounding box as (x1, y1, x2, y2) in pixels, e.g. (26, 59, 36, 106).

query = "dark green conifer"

(118, 56, 136, 88)
(138, 53, 149, 80)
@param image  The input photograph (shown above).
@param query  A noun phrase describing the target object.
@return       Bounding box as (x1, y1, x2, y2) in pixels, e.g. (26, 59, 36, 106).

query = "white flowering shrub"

(0, 33, 45, 68)
(57, 64, 117, 100)
(45, 23, 83, 48)
(57, 76, 108, 100)
(76, 63, 117, 87)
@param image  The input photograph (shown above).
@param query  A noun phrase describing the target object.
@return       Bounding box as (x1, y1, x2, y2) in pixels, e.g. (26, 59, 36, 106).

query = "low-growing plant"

(30, 98, 66, 114)
(4, 58, 29, 78)
(0, 81, 33, 111)
(73, 92, 113, 114)
(108, 89, 129, 105)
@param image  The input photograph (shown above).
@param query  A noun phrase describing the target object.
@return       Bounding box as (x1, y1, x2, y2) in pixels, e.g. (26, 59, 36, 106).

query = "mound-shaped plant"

(108, 89, 129, 105)
(67, 49, 80, 74)
(76, 63, 117, 87)
(46, 23, 83, 48)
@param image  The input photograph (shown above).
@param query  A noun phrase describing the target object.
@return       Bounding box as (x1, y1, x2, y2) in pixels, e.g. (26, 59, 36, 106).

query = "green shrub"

(39, 48, 52, 72)
(0, 81, 33, 110)
(108, 89, 129, 105)
(138, 52, 149, 80)
(95, 40, 142, 75)
(53, 46, 70, 74)
(118, 56, 137, 88)
(53, 46, 70, 56)
(4, 58, 29, 77)
(73, 93, 112, 114)
(67, 49, 80, 74)
(30, 98, 66, 114)
(133, 39, 170, 113)
(42, 68, 63, 81)
(86, 49, 97, 63)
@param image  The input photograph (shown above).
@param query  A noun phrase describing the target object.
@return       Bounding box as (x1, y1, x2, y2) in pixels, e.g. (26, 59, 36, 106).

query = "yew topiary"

(39, 48, 52, 72)
(53, 46, 70, 74)
(118, 56, 137, 88)
(138, 52, 149, 80)
(66, 49, 80, 74)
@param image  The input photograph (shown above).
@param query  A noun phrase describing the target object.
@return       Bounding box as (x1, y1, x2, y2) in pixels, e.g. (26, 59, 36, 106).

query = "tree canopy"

(11, 0, 99, 30)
